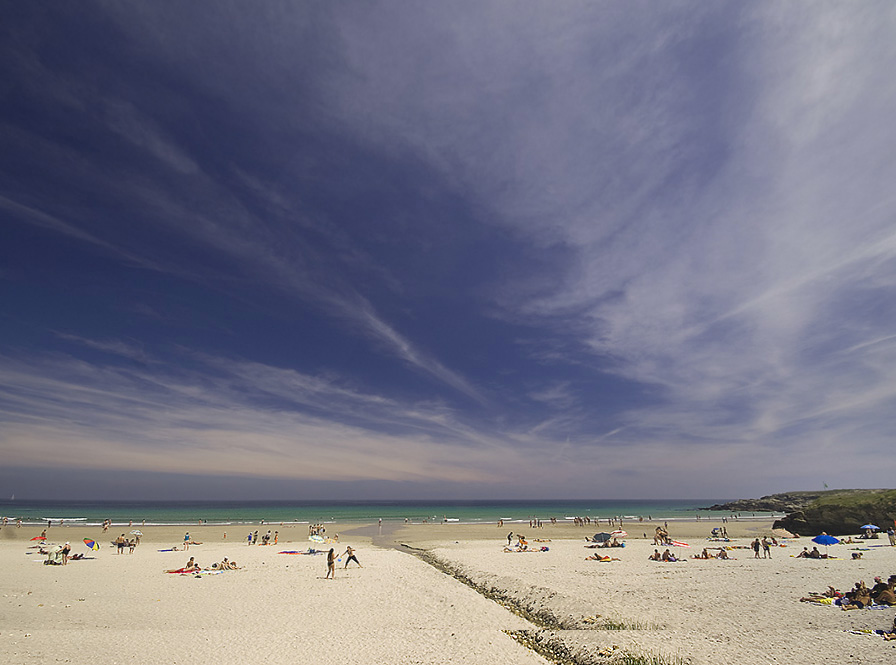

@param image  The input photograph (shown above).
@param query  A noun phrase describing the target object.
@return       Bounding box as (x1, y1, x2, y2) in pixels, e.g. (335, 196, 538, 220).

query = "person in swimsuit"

(341, 546, 362, 569)
(326, 548, 336, 579)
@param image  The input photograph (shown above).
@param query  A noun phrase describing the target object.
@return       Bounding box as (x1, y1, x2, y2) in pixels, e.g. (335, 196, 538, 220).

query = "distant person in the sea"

(326, 548, 336, 579)
(341, 545, 362, 569)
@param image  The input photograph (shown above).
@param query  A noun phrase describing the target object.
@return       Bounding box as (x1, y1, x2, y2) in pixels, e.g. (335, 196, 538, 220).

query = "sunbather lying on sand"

(585, 554, 620, 561)
(800, 586, 842, 602)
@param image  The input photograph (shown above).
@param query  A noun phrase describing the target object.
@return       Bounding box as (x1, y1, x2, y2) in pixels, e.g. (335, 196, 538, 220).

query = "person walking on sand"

(341, 545, 362, 569)
(326, 548, 336, 579)
(507, 531, 514, 546)
(761, 537, 771, 558)
(752, 538, 761, 558)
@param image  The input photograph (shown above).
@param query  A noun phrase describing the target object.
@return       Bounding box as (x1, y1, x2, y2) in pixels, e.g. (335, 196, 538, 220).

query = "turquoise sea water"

(0, 499, 781, 527)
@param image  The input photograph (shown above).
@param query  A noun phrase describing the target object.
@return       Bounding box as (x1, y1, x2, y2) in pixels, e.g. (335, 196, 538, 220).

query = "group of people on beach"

(800, 575, 896, 612)
(166, 555, 240, 574)
(325, 546, 361, 578)
(648, 548, 681, 562)
(751, 537, 776, 558)
(692, 547, 732, 560)
(246, 530, 278, 546)
(114, 533, 138, 554)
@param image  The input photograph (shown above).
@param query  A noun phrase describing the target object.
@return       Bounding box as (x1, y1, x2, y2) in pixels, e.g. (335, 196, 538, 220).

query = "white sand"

(3, 520, 895, 665)
(422, 533, 896, 664)
(0, 529, 547, 665)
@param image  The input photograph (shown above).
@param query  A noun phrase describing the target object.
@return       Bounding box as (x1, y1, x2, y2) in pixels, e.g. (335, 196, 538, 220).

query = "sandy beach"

(2, 518, 895, 664)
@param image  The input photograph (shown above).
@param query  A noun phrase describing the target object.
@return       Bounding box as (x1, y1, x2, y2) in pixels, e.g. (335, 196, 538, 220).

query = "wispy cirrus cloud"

(2, 2, 895, 498)
(0, 350, 497, 484)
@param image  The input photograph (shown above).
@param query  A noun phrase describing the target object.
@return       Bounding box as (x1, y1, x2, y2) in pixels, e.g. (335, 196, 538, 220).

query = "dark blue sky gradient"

(2, 2, 895, 500)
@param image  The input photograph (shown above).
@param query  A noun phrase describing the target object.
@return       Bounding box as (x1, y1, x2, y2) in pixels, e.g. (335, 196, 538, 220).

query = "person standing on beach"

(761, 537, 771, 558)
(751, 538, 761, 558)
(888, 527, 895, 546)
(326, 548, 336, 579)
(341, 545, 362, 569)
(507, 531, 514, 546)
(116, 533, 126, 554)
(184, 532, 191, 551)
(61, 541, 71, 565)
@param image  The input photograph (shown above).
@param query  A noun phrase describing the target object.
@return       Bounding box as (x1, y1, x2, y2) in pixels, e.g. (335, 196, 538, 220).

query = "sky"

(2, 1, 896, 501)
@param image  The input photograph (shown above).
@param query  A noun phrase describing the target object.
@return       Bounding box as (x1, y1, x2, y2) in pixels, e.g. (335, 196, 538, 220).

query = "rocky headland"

(707, 489, 896, 535)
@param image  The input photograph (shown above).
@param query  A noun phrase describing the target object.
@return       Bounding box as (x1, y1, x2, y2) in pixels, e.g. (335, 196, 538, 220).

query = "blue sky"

(2, 2, 895, 500)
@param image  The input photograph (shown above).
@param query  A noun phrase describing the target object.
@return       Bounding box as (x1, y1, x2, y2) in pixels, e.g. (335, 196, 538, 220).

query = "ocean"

(0, 499, 780, 527)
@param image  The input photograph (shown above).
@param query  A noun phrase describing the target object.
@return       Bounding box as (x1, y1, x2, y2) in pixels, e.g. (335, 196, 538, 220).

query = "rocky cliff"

(707, 489, 896, 536)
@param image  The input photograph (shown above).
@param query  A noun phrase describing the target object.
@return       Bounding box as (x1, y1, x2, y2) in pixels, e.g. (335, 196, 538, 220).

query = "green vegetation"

(771, 488, 896, 535)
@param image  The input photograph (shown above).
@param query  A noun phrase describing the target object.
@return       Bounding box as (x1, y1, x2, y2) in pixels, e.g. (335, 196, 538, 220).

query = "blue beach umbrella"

(812, 534, 839, 556)
(860, 524, 879, 530)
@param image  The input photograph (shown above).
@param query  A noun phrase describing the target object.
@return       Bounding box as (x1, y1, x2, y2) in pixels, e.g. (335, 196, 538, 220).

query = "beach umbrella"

(860, 524, 879, 530)
(130, 530, 143, 536)
(592, 532, 612, 543)
(30, 536, 46, 541)
(83, 538, 99, 551)
(812, 534, 839, 555)
(670, 540, 691, 548)
(610, 530, 628, 539)
(812, 534, 839, 545)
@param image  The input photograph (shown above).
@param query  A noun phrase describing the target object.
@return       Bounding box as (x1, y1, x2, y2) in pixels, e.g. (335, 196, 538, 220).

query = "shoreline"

(0, 514, 780, 550)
